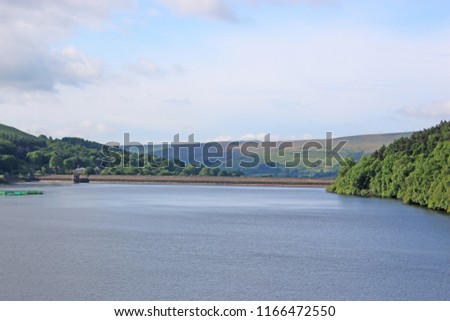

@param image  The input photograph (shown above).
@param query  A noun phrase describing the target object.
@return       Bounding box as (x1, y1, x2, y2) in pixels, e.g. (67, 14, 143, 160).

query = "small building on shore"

(73, 168, 90, 183)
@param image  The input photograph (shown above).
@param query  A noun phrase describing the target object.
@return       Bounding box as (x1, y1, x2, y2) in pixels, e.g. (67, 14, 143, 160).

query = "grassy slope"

(245, 132, 413, 176)
(151, 132, 412, 177)
(152, 132, 411, 158)
(337, 132, 413, 154)
(0, 124, 39, 140)
(284, 132, 412, 156)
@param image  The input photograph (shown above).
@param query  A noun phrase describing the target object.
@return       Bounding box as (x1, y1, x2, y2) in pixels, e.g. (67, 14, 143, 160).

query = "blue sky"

(1, 0, 449, 142)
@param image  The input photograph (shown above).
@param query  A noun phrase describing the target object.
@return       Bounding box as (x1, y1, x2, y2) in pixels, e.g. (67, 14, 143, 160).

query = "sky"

(1, 0, 450, 143)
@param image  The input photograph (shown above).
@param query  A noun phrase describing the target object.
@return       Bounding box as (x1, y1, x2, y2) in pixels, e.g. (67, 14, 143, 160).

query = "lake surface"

(0, 183, 449, 300)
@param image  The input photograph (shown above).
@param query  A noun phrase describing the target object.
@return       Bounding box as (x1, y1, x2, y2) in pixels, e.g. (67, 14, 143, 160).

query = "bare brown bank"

(37, 175, 334, 187)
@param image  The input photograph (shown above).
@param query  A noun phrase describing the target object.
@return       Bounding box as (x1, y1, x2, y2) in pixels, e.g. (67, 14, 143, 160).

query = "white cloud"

(172, 64, 186, 75)
(54, 46, 103, 85)
(206, 135, 232, 142)
(0, 0, 131, 92)
(81, 120, 94, 128)
(247, 0, 338, 6)
(96, 124, 109, 134)
(240, 133, 268, 141)
(0, 43, 103, 91)
(127, 58, 165, 78)
(1, 0, 449, 143)
(156, 0, 234, 20)
(398, 100, 450, 119)
(50, 121, 112, 139)
(155, 0, 336, 20)
(165, 98, 191, 106)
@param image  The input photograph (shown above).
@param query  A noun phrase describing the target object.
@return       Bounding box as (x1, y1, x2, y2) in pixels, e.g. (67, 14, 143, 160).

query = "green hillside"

(0, 124, 40, 141)
(152, 132, 411, 177)
(0, 123, 241, 180)
(328, 121, 450, 213)
(336, 132, 413, 154)
(232, 132, 411, 177)
(0, 122, 414, 180)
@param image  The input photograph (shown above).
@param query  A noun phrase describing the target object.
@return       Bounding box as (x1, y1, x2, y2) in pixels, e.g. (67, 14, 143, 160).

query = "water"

(0, 183, 449, 300)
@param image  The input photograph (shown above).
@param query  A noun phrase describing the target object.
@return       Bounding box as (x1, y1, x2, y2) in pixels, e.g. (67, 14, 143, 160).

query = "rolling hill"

(0, 123, 411, 178)
(0, 124, 41, 141)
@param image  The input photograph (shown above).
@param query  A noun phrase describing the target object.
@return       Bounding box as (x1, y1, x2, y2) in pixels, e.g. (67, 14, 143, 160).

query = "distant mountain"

(240, 132, 412, 177)
(138, 132, 412, 178)
(328, 132, 413, 154)
(0, 122, 412, 179)
(265, 132, 412, 162)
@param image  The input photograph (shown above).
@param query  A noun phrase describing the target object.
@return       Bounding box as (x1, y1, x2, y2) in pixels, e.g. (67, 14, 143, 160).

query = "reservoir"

(0, 184, 449, 300)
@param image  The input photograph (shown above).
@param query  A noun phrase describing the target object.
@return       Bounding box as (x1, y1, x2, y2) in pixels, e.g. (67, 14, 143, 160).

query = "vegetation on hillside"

(0, 122, 413, 181)
(328, 121, 450, 213)
(164, 133, 410, 178)
(0, 125, 242, 180)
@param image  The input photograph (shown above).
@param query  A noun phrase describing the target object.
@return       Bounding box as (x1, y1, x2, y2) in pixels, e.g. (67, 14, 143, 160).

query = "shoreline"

(36, 175, 334, 187)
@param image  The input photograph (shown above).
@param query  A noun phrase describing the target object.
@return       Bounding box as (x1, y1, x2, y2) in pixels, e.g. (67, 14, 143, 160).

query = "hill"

(0, 124, 41, 141)
(230, 132, 411, 177)
(0, 122, 412, 179)
(335, 132, 413, 154)
(149, 132, 411, 178)
(328, 121, 450, 213)
(0, 123, 242, 179)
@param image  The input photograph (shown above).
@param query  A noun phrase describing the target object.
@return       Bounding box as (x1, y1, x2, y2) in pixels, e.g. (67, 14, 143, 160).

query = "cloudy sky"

(1, 0, 450, 143)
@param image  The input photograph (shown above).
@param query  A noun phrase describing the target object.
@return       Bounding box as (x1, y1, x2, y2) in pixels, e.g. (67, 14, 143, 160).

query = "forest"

(0, 124, 242, 181)
(328, 121, 450, 213)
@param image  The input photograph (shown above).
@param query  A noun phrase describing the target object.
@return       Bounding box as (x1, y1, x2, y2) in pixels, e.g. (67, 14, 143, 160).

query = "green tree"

(0, 155, 18, 173)
(49, 154, 63, 174)
(328, 121, 450, 214)
(0, 138, 16, 155)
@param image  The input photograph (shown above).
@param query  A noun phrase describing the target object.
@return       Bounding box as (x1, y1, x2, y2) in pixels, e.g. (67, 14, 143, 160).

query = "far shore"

(36, 175, 334, 187)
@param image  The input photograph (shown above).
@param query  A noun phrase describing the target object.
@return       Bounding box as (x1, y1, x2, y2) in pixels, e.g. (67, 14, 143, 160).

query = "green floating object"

(0, 190, 43, 196)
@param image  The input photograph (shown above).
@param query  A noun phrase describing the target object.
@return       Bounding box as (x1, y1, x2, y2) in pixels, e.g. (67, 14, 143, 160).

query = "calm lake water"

(0, 183, 449, 300)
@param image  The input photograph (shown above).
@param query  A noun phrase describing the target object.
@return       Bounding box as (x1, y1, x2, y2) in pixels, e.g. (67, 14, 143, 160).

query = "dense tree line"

(328, 121, 450, 213)
(0, 132, 243, 179)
